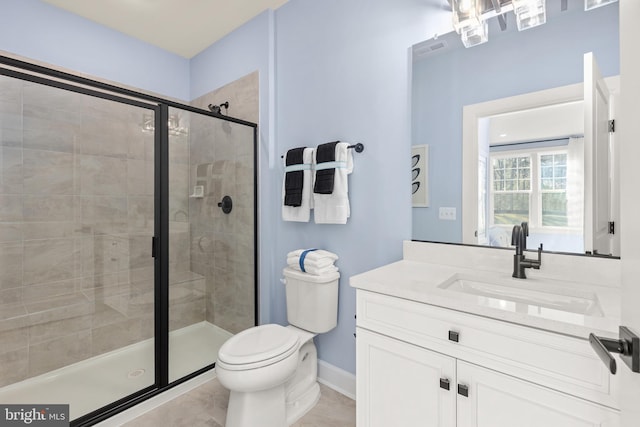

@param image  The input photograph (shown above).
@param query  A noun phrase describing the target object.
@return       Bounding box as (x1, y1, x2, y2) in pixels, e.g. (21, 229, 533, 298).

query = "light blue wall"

(271, 0, 450, 373)
(412, 3, 619, 242)
(0, 0, 190, 100)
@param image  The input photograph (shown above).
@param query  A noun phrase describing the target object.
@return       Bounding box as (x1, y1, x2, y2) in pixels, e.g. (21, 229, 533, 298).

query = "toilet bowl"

(216, 267, 340, 427)
(216, 325, 319, 427)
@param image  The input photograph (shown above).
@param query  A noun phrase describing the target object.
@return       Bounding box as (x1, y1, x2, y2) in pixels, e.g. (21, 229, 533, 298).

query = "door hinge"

(152, 236, 157, 258)
(608, 222, 615, 235)
(608, 119, 615, 133)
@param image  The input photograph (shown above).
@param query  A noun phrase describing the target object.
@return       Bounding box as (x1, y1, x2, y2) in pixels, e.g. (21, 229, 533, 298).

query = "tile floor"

(123, 377, 356, 427)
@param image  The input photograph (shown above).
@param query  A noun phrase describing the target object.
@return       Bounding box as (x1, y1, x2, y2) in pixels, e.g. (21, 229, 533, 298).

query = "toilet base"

(286, 381, 320, 425)
(225, 385, 286, 427)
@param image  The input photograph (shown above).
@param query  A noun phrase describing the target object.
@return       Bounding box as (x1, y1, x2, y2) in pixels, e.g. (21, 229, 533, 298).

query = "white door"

(618, 0, 640, 425)
(456, 361, 620, 427)
(355, 328, 456, 427)
(584, 52, 612, 255)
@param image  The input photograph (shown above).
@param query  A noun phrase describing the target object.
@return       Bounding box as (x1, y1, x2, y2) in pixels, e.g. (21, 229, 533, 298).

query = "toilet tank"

(282, 267, 340, 333)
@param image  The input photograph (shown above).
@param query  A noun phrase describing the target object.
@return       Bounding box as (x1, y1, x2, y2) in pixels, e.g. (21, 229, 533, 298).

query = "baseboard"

(95, 370, 216, 426)
(317, 360, 356, 401)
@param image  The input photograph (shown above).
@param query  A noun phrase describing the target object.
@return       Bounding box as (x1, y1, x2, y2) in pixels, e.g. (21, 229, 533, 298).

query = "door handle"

(439, 378, 450, 390)
(448, 330, 459, 342)
(589, 326, 639, 375)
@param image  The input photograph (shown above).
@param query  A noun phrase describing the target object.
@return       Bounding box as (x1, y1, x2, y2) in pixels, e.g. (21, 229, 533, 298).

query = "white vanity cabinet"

(355, 289, 620, 427)
(357, 328, 455, 427)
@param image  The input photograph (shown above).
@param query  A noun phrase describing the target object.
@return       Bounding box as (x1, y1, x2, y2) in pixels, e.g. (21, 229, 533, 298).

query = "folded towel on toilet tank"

(286, 248, 339, 275)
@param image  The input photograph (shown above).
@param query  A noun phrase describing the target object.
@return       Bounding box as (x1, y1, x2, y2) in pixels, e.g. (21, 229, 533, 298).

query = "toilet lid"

(217, 324, 299, 369)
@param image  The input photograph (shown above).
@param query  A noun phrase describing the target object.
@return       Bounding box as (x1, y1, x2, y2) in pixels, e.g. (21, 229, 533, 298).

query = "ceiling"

(41, 0, 290, 58)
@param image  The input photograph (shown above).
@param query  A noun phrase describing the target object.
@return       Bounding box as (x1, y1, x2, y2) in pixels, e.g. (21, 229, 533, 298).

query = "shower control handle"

(218, 195, 233, 214)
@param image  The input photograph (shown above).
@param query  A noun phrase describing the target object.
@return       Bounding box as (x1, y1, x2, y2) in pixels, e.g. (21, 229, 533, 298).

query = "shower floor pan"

(0, 321, 231, 420)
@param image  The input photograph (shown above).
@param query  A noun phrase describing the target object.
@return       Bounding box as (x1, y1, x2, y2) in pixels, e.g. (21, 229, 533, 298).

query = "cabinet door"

(456, 361, 620, 427)
(356, 328, 456, 427)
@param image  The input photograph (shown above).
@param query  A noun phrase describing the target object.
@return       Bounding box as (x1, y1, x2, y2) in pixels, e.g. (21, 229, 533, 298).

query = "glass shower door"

(0, 73, 157, 420)
(167, 106, 256, 382)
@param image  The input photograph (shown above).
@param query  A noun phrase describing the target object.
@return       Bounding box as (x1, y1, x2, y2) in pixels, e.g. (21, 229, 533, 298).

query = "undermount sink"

(438, 273, 604, 317)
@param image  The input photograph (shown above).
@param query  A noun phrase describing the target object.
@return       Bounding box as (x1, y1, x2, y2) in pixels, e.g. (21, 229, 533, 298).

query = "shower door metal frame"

(0, 55, 259, 427)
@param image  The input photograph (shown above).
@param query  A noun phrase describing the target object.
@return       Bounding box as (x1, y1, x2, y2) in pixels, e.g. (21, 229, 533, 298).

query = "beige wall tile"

(0, 194, 22, 221)
(91, 318, 142, 355)
(0, 128, 22, 148)
(0, 222, 22, 243)
(29, 330, 91, 377)
(22, 278, 79, 303)
(0, 347, 28, 387)
(22, 126, 77, 154)
(78, 154, 128, 196)
(129, 234, 153, 270)
(0, 242, 22, 290)
(128, 196, 154, 234)
(28, 314, 91, 345)
(80, 196, 128, 234)
(23, 149, 73, 194)
(23, 195, 75, 222)
(127, 159, 154, 196)
(23, 83, 82, 114)
(0, 287, 22, 306)
(0, 147, 23, 194)
(92, 234, 130, 274)
(0, 327, 28, 354)
(23, 238, 76, 285)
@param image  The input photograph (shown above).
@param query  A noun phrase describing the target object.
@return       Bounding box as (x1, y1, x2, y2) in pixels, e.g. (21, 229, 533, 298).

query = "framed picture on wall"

(411, 144, 429, 207)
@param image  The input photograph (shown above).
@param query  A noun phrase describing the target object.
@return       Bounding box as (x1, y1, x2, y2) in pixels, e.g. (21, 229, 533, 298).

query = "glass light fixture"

(461, 20, 489, 48)
(452, 0, 483, 34)
(512, 0, 546, 31)
(584, 0, 618, 11)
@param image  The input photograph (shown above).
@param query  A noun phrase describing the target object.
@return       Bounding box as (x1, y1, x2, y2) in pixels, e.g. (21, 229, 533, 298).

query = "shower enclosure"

(0, 56, 257, 426)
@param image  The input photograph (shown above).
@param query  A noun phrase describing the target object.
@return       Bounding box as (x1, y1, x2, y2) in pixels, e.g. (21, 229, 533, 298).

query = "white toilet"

(215, 267, 340, 427)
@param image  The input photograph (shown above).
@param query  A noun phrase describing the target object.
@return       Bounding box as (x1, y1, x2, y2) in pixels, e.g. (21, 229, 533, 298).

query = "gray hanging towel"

(313, 141, 339, 194)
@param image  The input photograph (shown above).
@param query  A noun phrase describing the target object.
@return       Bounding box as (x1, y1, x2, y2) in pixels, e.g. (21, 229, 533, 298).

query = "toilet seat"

(217, 324, 299, 371)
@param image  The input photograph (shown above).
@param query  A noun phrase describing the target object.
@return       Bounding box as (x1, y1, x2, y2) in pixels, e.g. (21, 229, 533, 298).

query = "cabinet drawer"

(356, 290, 619, 409)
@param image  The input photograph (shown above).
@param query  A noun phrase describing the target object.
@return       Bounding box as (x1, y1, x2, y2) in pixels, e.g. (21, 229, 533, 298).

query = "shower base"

(0, 321, 231, 420)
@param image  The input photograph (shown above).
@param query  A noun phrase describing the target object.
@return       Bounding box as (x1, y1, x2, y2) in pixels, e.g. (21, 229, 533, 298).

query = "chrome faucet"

(511, 222, 543, 279)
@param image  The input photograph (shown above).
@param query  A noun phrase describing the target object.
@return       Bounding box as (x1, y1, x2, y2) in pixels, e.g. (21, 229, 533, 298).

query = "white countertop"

(350, 259, 621, 339)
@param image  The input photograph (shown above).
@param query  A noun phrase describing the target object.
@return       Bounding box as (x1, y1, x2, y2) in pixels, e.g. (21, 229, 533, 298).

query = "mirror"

(411, 1, 620, 256)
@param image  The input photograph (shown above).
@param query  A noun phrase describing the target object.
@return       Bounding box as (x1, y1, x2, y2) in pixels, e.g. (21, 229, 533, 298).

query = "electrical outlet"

(439, 207, 456, 221)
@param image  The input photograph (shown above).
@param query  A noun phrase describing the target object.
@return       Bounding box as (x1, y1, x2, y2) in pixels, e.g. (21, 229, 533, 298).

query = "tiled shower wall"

(0, 76, 198, 387)
(0, 69, 257, 388)
(189, 71, 258, 334)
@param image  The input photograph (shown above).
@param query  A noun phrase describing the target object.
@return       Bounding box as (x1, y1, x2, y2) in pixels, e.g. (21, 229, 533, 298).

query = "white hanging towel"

(312, 142, 353, 224)
(282, 147, 315, 222)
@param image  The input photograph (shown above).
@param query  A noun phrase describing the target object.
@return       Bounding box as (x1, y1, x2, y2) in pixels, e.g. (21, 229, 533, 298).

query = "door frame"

(618, 0, 640, 425)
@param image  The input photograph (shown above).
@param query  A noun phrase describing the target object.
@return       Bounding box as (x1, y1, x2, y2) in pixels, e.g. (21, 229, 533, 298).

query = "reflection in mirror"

(411, 0, 619, 256)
